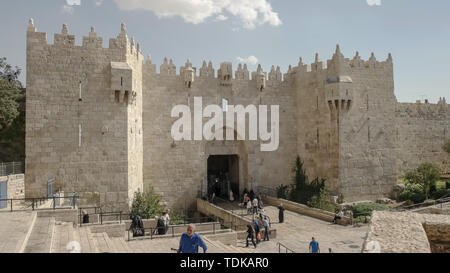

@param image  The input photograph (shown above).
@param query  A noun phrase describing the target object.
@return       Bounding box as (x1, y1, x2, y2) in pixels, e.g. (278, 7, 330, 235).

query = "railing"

(0, 195, 78, 212)
(277, 242, 295, 253)
(395, 196, 450, 211)
(127, 220, 222, 241)
(0, 162, 24, 177)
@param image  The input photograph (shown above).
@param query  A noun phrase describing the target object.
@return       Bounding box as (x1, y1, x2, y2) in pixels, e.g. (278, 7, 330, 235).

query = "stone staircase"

(23, 217, 55, 253)
(203, 237, 253, 253)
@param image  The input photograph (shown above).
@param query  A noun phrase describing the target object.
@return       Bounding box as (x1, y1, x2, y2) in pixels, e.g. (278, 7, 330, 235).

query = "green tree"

(289, 156, 325, 205)
(0, 57, 24, 133)
(404, 163, 440, 200)
(308, 187, 337, 213)
(130, 187, 165, 219)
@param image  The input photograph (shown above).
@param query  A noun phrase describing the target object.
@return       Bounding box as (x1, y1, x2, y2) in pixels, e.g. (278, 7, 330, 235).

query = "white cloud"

(66, 0, 81, 5)
(113, 0, 282, 29)
(62, 5, 75, 14)
(215, 14, 228, 21)
(236, 56, 258, 65)
(366, 0, 381, 6)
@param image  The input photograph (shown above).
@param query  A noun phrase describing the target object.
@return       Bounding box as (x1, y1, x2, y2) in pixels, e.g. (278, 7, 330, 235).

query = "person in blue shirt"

(309, 237, 320, 253)
(177, 224, 207, 253)
(253, 219, 260, 244)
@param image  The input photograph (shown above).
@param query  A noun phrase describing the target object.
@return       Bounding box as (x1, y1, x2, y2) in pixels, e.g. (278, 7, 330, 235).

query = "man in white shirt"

(165, 209, 171, 233)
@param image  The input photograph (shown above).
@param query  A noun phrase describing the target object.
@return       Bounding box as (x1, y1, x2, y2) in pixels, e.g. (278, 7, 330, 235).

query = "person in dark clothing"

(82, 210, 89, 224)
(253, 219, 260, 244)
(278, 203, 285, 223)
(263, 217, 270, 241)
(155, 216, 166, 235)
(245, 224, 257, 248)
(249, 190, 255, 201)
(132, 215, 144, 237)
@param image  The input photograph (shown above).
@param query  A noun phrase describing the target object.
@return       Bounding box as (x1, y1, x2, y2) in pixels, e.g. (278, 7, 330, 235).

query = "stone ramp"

(203, 237, 253, 253)
(0, 211, 36, 253)
(24, 216, 55, 253)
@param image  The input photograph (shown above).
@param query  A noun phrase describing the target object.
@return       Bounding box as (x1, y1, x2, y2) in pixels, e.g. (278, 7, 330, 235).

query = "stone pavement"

(241, 206, 368, 253)
(0, 211, 36, 253)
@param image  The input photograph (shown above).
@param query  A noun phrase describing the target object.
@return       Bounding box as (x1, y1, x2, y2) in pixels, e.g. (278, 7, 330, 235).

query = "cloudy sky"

(0, 0, 449, 103)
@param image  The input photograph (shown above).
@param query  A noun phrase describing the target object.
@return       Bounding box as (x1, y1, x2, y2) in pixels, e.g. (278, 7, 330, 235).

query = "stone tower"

(25, 20, 143, 210)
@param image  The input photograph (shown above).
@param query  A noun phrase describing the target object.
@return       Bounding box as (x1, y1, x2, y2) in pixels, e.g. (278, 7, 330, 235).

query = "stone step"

(110, 237, 133, 253)
(91, 232, 117, 253)
(77, 227, 98, 253)
(24, 217, 55, 253)
(51, 221, 75, 253)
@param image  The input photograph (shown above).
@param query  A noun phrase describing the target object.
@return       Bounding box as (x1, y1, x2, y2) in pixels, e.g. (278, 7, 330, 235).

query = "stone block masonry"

(25, 19, 450, 211)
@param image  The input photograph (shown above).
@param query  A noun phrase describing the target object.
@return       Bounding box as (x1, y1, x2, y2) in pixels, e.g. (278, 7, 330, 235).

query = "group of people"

(245, 216, 271, 248)
(242, 189, 264, 216)
(130, 209, 171, 237)
(154, 209, 171, 235)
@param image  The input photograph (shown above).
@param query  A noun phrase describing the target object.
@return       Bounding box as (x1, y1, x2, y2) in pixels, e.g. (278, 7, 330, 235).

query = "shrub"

(289, 156, 325, 205)
(130, 187, 165, 219)
(352, 202, 390, 216)
(308, 188, 337, 213)
(399, 183, 426, 204)
(431, 188, 450, 200)
(404, 163, 440, 200)
(276, 184, 290, 199)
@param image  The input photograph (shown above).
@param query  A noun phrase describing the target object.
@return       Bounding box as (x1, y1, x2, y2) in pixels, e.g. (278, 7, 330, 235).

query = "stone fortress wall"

(25, 20, 450, 210)
(25, 20, 143, 211)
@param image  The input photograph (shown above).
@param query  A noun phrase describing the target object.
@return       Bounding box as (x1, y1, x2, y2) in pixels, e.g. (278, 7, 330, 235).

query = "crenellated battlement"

(396, 98, 449, 118)
(295, 45, 393, 75)
(26, 19, 143, 60)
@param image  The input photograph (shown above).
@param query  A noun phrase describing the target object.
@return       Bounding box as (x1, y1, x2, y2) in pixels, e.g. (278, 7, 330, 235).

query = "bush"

(276, 184, 290, 199)
(399, 183, 426, 204)
(130, 187, 165, 219)
(404, 163, 440, 200)
(352, 202, 390, 216)
(308, 188, 337, 213)
(431, 188, 450, 200)
(289, 156, 325, 205)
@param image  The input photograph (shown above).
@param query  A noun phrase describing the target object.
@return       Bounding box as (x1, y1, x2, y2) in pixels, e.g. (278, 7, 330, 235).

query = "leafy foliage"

(351, 202, 390, 216)
(307, 188, 337, 213)
(404, 163, 440, 200)
(399, 183, 426, 204)
(276, 184, 289, 199)
(288, 156, 325, 205)
(130, 187, 165, 219)
(0, 58, 25, 162)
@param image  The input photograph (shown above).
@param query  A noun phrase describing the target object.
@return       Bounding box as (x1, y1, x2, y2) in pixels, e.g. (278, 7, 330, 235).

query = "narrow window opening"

(124, 91, 129, 104)
(115, 91, 120, 103)
(79, 81, 82, 102)
(121, 77, 123, 87)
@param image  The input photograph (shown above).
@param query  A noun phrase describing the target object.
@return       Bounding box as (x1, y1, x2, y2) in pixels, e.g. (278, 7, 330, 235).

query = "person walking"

(263, 217, 270, 241)
(252, 198, 259, 215)
(245, 224, 257, 248)
(246, 199, 252, 214)
(253, 219, 261, 244)
(165, 209, 171, 233)
(177, 224, 207, 253)
(309, 237, 320, 253)
(278, 203, 285, 223)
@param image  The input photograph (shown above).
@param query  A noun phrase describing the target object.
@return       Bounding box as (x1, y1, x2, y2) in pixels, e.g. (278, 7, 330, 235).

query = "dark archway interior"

(207, 155, 239, 200)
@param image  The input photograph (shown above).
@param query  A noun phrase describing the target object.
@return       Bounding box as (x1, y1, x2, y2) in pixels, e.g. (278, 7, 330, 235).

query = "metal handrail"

(0, 196, 78, 212)
(396, 196, 450, 211)
(127, 221, 223, 241)
(277, 242, 295, 253)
